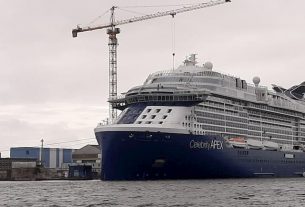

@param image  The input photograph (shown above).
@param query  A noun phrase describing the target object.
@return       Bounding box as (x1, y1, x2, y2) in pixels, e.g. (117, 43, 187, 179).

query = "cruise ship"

(95, 54, 305, 180)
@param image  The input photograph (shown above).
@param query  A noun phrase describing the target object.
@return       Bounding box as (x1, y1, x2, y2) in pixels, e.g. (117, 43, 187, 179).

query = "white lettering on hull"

(190, 140, 223, 150)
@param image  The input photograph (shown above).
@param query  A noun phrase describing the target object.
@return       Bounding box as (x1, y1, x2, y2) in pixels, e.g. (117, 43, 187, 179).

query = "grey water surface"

(1, 178, 305, 207)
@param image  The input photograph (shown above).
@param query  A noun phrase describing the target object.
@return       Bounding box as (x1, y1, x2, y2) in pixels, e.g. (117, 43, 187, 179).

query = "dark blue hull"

(95, 131, 305, 180)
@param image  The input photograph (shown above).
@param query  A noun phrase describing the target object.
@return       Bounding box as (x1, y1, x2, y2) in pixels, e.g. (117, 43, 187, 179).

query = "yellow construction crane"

(72, 0, 230, 123)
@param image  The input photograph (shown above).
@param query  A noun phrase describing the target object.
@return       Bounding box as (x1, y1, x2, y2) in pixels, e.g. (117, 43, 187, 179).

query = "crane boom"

(72, 0, 230, 37)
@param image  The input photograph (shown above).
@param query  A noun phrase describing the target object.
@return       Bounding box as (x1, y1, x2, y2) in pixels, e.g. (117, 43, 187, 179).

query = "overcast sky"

(1, 0, 305, 157)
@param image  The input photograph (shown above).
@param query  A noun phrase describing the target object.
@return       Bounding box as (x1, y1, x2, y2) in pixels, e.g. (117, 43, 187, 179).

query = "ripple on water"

(1, 178, 305, 207)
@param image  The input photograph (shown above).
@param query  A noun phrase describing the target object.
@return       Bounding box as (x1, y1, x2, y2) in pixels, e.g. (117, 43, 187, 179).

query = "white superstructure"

(96, 54, 305, 148)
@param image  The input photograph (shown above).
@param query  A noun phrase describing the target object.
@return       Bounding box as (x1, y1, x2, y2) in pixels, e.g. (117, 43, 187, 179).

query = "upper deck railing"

(109, 91, 210, 110)
(145, 68, 242, 81)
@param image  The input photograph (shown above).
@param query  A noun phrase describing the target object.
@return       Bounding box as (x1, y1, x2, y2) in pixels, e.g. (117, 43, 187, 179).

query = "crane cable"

(171, 13, 176, 71)
(86, 9, 110, 26)
(116, 6, 177, 71)
(86, 4, 192, 26)
(116, 7, 148, 16)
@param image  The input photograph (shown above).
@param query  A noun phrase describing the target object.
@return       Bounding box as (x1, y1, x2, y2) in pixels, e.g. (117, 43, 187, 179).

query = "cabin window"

(241, 80, 247, 89)
(167, 109, 172, 113)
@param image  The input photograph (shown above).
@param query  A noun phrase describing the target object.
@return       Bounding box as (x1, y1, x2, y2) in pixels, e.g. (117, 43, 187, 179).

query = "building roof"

(73, 145, 100, 155)
(10, 147, 74, 150)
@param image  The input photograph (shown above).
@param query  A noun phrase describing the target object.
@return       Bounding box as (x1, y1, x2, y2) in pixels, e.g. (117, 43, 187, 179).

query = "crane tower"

(107, 7, 120, 121)
(72, 0, 230, 123)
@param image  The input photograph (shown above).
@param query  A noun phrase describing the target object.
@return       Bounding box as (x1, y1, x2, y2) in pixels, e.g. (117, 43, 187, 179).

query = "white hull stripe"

(94, 124, 189, 134)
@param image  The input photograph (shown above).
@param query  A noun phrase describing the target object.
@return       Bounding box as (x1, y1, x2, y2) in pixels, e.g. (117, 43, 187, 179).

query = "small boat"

(247, 139, 263, 150)
(228, 137, 247, 148)
(263, 140, 279, 151)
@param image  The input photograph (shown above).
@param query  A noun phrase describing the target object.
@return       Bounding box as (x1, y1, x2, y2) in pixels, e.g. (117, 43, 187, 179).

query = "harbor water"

(1, 178, 305, 207)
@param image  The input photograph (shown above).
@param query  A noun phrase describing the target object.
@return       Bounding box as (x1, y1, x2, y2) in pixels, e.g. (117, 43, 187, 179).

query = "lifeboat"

(247, 139, 263, 150)
(263, 140, 279, 151)
(228, 137, 247, 148)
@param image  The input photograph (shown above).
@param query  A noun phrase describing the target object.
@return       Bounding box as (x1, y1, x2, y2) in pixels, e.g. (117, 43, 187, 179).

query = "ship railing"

(109, 94, 126, 101)
(247, 83, 268, 90)
(109, 91, 210, 109)
(147, 69, 239, 79)
(146, 69, 280, 94)
(97, 118, 110, 126)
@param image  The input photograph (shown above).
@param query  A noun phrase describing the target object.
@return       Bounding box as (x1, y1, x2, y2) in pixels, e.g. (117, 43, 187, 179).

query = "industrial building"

(72, 145, 101, 178)
(10, 147, 74, 168)
(0, 158, 38, 181)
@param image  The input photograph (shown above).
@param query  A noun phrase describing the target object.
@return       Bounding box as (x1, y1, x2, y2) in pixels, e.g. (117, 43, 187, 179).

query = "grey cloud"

(1, 0, 305, 156)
